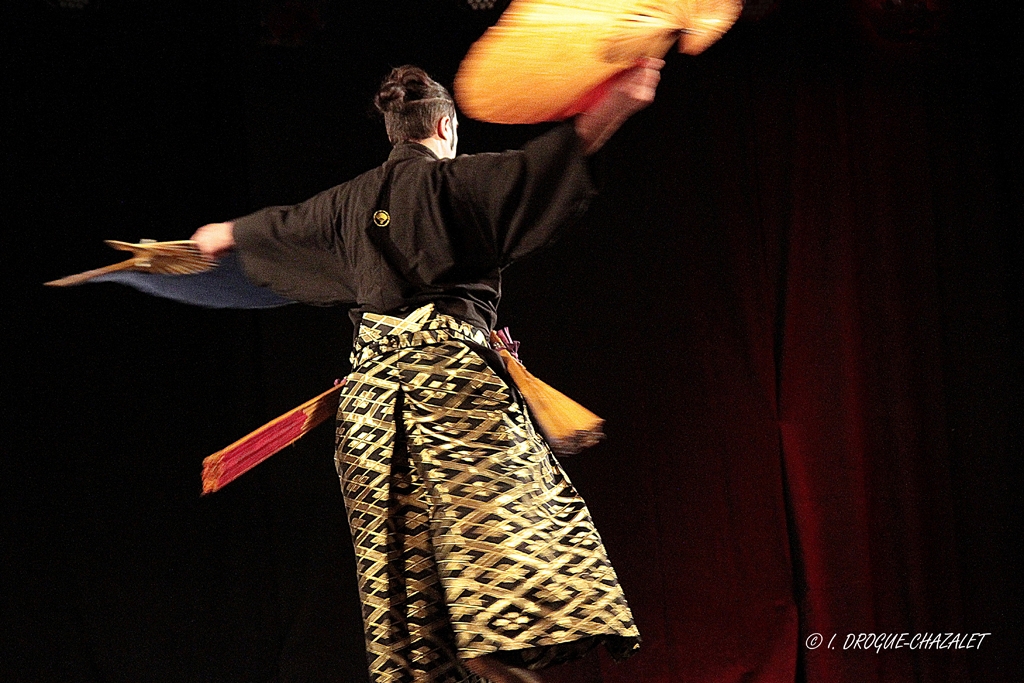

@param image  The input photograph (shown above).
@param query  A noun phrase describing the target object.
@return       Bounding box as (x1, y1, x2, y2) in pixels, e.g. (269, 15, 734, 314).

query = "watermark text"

(804, 632, 991, 652)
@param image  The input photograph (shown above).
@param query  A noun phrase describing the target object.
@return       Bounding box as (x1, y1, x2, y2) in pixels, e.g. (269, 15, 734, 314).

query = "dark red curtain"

(3, 1, 1019, 682)
(530, 4, 1020, 681)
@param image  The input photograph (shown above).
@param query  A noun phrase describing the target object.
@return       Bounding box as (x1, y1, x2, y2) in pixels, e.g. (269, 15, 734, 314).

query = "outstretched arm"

(574, 57, 664, 155)
(188, 187, 355, 306)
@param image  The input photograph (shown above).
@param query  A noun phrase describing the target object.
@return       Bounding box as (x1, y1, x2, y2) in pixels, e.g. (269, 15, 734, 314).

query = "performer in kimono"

(192, 60, 662, 683)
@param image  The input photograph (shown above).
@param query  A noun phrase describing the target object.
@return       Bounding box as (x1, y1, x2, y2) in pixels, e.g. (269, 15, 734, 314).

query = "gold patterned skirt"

(335, 304, 640, 683)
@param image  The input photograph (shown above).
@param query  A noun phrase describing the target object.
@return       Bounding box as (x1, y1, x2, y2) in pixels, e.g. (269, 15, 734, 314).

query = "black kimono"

(231, 124, 640, 683)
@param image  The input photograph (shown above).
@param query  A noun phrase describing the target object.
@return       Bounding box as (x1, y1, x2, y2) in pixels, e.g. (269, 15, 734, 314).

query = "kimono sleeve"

(444, 123, 597, 267)
(231, 184, 356, 306)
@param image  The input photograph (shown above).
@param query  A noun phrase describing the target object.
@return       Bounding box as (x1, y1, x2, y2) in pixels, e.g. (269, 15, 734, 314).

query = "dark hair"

(374, 65, 456, 144)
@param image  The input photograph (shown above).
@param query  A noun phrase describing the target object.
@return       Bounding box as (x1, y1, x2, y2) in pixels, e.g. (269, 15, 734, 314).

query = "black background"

(3, 1, 1021, 681)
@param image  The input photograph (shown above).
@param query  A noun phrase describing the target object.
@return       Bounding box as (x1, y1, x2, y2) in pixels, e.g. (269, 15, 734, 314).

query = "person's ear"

(438, 115, 453, 142)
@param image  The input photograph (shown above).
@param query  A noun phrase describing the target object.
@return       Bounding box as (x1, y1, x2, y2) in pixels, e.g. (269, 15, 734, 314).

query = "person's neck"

(411, 136, 452, 160)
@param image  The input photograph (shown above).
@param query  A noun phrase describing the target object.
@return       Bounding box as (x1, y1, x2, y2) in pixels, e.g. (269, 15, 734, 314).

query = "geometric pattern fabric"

(335, 304, 640, 683)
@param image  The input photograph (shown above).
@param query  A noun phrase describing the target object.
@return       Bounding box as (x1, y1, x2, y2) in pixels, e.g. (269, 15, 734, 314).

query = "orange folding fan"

(455, 0, 743, 124)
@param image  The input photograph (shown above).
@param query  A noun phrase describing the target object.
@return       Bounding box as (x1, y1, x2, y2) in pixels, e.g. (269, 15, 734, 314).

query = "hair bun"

(374, 81, 406, 115)
(374, 65, 435, 115)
